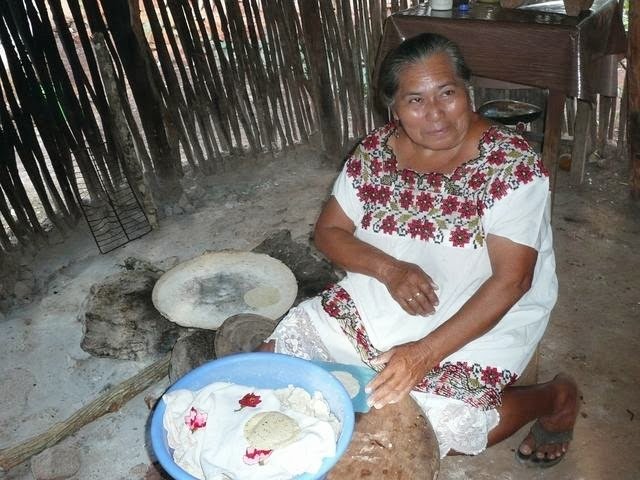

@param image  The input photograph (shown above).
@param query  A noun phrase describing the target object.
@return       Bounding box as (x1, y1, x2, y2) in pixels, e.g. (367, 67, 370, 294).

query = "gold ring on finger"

(406, 297, 414, 302)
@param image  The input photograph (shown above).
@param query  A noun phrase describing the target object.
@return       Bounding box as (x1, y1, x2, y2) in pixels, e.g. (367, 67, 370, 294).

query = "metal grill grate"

(73, 150, 152, 254)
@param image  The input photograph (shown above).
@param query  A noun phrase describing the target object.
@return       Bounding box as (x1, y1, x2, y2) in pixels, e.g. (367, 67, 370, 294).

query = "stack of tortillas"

(152, 251, 297, 330)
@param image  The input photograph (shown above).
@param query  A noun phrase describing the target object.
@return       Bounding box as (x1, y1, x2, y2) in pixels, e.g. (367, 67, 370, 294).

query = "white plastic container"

(431, 0, 453, 9)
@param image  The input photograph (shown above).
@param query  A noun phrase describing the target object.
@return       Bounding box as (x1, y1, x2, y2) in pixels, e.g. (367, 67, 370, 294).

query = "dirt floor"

(1, 144, 639, 479)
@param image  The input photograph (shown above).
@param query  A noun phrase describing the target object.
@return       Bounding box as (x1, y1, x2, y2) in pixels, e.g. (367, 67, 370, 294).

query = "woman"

(260, 33, 578, 466)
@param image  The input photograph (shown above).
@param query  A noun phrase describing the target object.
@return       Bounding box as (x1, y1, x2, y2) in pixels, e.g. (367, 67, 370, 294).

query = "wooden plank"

(570, 99, 593, 185)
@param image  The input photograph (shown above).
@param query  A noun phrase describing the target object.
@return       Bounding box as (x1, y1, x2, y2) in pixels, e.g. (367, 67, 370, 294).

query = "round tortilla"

(243, 411, 300, 450)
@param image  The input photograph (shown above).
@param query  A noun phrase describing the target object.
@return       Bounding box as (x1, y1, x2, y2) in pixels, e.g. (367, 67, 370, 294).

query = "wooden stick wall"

(0, 0, 419, 253)
(0, 0, 632, 255)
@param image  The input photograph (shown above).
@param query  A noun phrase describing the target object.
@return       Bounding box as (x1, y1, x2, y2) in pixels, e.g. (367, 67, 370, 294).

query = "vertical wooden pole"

(542, 90, 566, 210)
(629, 0, 640, 199)
(570, 99, 593, 185)
(299, 0, 340, 156)
(92, 33, 158, 228)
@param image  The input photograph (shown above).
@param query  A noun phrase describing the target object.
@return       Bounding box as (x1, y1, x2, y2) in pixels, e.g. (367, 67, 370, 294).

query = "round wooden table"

(328, 396, 440, 479)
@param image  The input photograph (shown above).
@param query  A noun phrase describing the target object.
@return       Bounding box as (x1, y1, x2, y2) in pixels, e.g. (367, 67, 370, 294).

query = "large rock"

(79, 269, 180, 360)
(169, 329, 217, 383)
(31, 444, 81, 480)
(252, 230, 340, 304)
(0, 252, 24, 311)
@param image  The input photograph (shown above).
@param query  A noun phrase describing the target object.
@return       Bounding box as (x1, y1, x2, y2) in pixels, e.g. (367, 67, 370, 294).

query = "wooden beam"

(0, 355, 170, 472)
(629, 0, 640, 199)
(570, 99, 593, 185)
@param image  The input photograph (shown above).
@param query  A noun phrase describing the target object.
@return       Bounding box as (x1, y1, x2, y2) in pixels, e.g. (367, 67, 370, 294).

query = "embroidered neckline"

(381, 122, 498, 179)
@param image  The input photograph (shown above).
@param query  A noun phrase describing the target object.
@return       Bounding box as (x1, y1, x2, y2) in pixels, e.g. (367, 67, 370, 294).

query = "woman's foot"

(516, 374, 579, 466)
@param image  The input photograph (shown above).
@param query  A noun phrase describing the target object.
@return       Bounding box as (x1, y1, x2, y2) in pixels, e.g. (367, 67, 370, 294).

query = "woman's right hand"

(381, 259, 439, 316)
(315, 198, 439, 316)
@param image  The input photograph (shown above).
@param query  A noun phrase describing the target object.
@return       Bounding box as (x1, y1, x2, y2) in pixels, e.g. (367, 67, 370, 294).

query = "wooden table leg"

(542, 90, 565, 209)
(570, 99, 594, 185)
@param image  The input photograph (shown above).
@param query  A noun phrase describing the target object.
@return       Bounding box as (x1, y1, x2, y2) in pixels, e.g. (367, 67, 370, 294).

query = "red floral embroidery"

(243, 447, 273, 466)
(399, 190, 414, 209)
(514, 163, 534, 183)
(489, 179, 508, 200)
(400, 169, 416, 186)
(469, 172, 485, 190)
(416, 192, 436, 211)
(510, 136, 530, 151)
(407, 219, 435, 240)
(450, 226, 472, 247)
(355, 328, 368, 349)
(458, 200, 477, 219)
(358, 184, 375, 203)
(345, 123, 546, 249)
(487, 150, 506, 165)
(373, 185, 392, 205)
(324, 302, 340, 317)
(426, 173, 443, 188)
(482, 127, 507, 144)
(346, 158, 361, 178)
(320, 284, 518, 409)
(370, 159, 383, 176)
(362, 134, 379, 151)
(184, 407, 207, 432)
(441, 195, 460, 215)
(235, 393, 261, 411)
(361, 212, 372, 229)
(450, 167, 465, 181)
(380, 215, 397, 234)
(481, 366, 502, 386)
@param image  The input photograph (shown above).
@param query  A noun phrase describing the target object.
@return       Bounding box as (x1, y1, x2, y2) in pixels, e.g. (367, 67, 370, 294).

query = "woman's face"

(391, 53, 472, 151)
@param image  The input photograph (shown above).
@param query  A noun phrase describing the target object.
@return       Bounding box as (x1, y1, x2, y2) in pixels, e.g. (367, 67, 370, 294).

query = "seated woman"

(259, 32, 578, 466)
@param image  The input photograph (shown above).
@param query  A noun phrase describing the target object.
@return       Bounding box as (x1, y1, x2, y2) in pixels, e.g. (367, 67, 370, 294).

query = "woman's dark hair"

(377, 33, 472, 108)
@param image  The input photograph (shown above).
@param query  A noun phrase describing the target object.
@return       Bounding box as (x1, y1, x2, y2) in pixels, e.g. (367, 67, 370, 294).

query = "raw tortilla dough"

(331, 371, 360, 399)
(243, 411, 301, 450)
(243, 286, 280, 308)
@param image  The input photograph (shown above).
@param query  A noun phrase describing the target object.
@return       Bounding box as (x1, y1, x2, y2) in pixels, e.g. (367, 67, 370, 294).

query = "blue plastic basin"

(150, 352, 355, 479)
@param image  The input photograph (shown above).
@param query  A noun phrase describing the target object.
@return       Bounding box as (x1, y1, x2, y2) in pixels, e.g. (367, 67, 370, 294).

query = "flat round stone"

(152, 252, 297, 329)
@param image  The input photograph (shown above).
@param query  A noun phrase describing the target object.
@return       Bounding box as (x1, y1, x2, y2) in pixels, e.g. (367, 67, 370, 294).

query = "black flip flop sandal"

(515, 420, 573, 468)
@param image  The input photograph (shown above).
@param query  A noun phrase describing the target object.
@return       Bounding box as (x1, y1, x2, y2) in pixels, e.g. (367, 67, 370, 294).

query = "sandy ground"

(1, 145, 639, 479)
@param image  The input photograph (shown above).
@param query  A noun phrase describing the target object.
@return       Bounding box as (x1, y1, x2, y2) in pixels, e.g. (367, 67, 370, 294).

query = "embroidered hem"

(320, 284, 517, 410)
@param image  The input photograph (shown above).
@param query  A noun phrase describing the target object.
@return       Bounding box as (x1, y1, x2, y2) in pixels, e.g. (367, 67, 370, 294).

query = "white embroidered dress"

(268, 123, 557, 456)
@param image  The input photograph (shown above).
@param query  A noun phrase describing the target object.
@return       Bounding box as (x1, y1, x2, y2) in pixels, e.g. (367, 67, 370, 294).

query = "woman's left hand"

(365, 339, 437, 409)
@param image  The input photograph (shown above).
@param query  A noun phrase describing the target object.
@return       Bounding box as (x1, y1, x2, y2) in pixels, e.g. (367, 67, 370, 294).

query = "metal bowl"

(477, 99, 543, 125)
